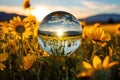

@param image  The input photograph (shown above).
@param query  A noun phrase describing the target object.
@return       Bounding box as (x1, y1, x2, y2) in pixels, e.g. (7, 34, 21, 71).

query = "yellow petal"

(103, 56, 110, 68)
(77, 72, 89, 77)
(93, 55, 102, 69)
(0, 53, 8, 62)
(108, 61, 119, 68)
(82, 61, 93, 69)
(17, 16, 21, 22)
(23, 54, 36, 70)
(77, 70, 93, 77)
(101, 33, 111, 41)
(0, 63, 5, 71)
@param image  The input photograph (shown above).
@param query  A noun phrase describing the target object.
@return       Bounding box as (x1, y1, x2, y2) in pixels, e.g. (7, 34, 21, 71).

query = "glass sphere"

(38, 11, 82, 56)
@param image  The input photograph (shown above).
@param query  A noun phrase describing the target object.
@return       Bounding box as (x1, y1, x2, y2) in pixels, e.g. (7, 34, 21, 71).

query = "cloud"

(1, 1, 120, 19)
(0, 5, 98, 19)
(81, 1, 120, 10)
(33, 5, 95, 18)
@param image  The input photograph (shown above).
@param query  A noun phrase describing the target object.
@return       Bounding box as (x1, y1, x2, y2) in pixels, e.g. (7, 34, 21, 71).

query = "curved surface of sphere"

(38, 11, 82, 56)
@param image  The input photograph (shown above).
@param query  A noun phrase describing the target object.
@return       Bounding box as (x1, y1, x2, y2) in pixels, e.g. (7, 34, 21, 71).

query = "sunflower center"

(15, 25, 25, 33)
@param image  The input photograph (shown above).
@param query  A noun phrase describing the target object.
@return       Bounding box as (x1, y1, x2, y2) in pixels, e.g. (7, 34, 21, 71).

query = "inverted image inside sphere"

(38, 11, 82, 36)
(38, 11, 82, 56)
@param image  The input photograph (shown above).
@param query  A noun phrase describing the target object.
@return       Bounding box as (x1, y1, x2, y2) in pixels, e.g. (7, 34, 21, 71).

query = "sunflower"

(116, 24, 120, 35)
(0, 22, 9, 34)
(23, 15, 38, 37)
(23, 0, 31, 10)
(77, 55, 119, 77)
(83, 26, 111, 42)
(9, 16, 32, 39)
(23, 0, 31, 15)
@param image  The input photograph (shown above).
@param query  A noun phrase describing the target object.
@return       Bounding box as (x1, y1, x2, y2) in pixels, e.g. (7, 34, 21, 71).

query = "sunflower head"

(83, 26, 111, 43)
(9, 16, 32, 39)
(77, 55, 119, 78)
(23, 0, 31, 9)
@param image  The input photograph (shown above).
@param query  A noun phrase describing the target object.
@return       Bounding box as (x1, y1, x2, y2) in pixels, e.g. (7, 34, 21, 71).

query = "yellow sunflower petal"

(108, 61, 119, 68)
(101, 33, 111, 41)
(17, 16, 21, 22)
(93, 55, 102, 69)
(77, 72, 89, 77)
(103, 56, 110, 68)
(0, 63, 5, 71)
(77, 70, 93, 77)
(13, 17, 17, 21)
(23, 54, 36, 70)
(82, 61, 93, 69)
(0, 53, 8, 62)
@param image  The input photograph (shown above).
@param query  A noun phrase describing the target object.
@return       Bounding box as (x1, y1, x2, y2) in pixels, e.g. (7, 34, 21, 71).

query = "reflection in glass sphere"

(38, 11, 82, 56)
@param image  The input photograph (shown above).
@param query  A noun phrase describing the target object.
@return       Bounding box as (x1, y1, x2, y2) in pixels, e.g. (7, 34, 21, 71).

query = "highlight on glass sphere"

(38, 11, 82, 56)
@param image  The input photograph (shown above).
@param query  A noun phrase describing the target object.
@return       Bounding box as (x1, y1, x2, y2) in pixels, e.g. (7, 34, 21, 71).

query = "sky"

(0, 0, 120, 21)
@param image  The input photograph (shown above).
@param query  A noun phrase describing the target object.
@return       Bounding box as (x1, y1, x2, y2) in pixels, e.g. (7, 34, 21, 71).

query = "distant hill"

(0, 12, 26, 22)
(1, 12, 120, 24)
(79, 14, 120, 24)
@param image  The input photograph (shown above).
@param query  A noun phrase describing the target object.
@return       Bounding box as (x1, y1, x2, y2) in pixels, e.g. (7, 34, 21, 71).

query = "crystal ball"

(38, 11, 82, 56)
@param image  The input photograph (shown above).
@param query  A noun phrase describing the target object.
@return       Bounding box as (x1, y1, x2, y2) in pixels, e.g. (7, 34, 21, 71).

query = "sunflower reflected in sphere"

(38, 11, 82, 56)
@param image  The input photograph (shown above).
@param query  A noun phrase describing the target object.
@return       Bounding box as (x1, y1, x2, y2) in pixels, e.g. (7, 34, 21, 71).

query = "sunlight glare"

(32, 6, 49, 22)
(57, 29, 63, 37)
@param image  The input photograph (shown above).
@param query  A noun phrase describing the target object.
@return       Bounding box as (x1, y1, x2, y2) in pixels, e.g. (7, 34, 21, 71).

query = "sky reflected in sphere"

(38, 11, 82, 56)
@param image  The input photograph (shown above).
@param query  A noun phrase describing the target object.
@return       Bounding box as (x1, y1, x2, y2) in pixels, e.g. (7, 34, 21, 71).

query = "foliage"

(0, 17, 120, 80)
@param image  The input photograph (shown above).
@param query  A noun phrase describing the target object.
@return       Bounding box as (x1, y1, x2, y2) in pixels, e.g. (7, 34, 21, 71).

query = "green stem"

(90, 43, 97, 60)
(29, 7, 32, 15)
(21, 33, 23, 57)
(58, 69, 62, 80)
(18, 39, 21, 57)
(37, 62, 43, 80)
(18, 33, 23, 60)
(65, 67, 69, 80)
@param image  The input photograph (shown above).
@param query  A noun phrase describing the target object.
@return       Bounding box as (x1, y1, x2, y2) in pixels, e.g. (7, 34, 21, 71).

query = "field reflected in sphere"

(38, 11, 82, 56)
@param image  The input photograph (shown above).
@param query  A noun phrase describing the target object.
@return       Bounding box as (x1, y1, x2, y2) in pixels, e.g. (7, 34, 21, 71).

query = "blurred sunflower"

(83, 26, 111, 42)
(116, 24, 120, 35)
(80, 21, 86, 28)
(9, 16, 32, 39)
(23, 15, 37, 24)
(23, 15, 38, 37)
(94, 23, 101, 28)
(23, 0, 31, 15)
(0, 53, 8, 71)
(22, 53, 36, 70)
(77, 55, 119, 77)
(0, 22, 9, 34)
(23, 0, 31, 10)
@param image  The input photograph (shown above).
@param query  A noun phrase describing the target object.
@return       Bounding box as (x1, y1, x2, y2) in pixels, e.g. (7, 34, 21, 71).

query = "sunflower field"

(0, 0, 120, 80)
(0, 15, 120, 80)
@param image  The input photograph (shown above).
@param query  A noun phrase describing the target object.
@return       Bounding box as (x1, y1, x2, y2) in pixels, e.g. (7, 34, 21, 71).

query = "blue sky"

(0, 0, 120, 19)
